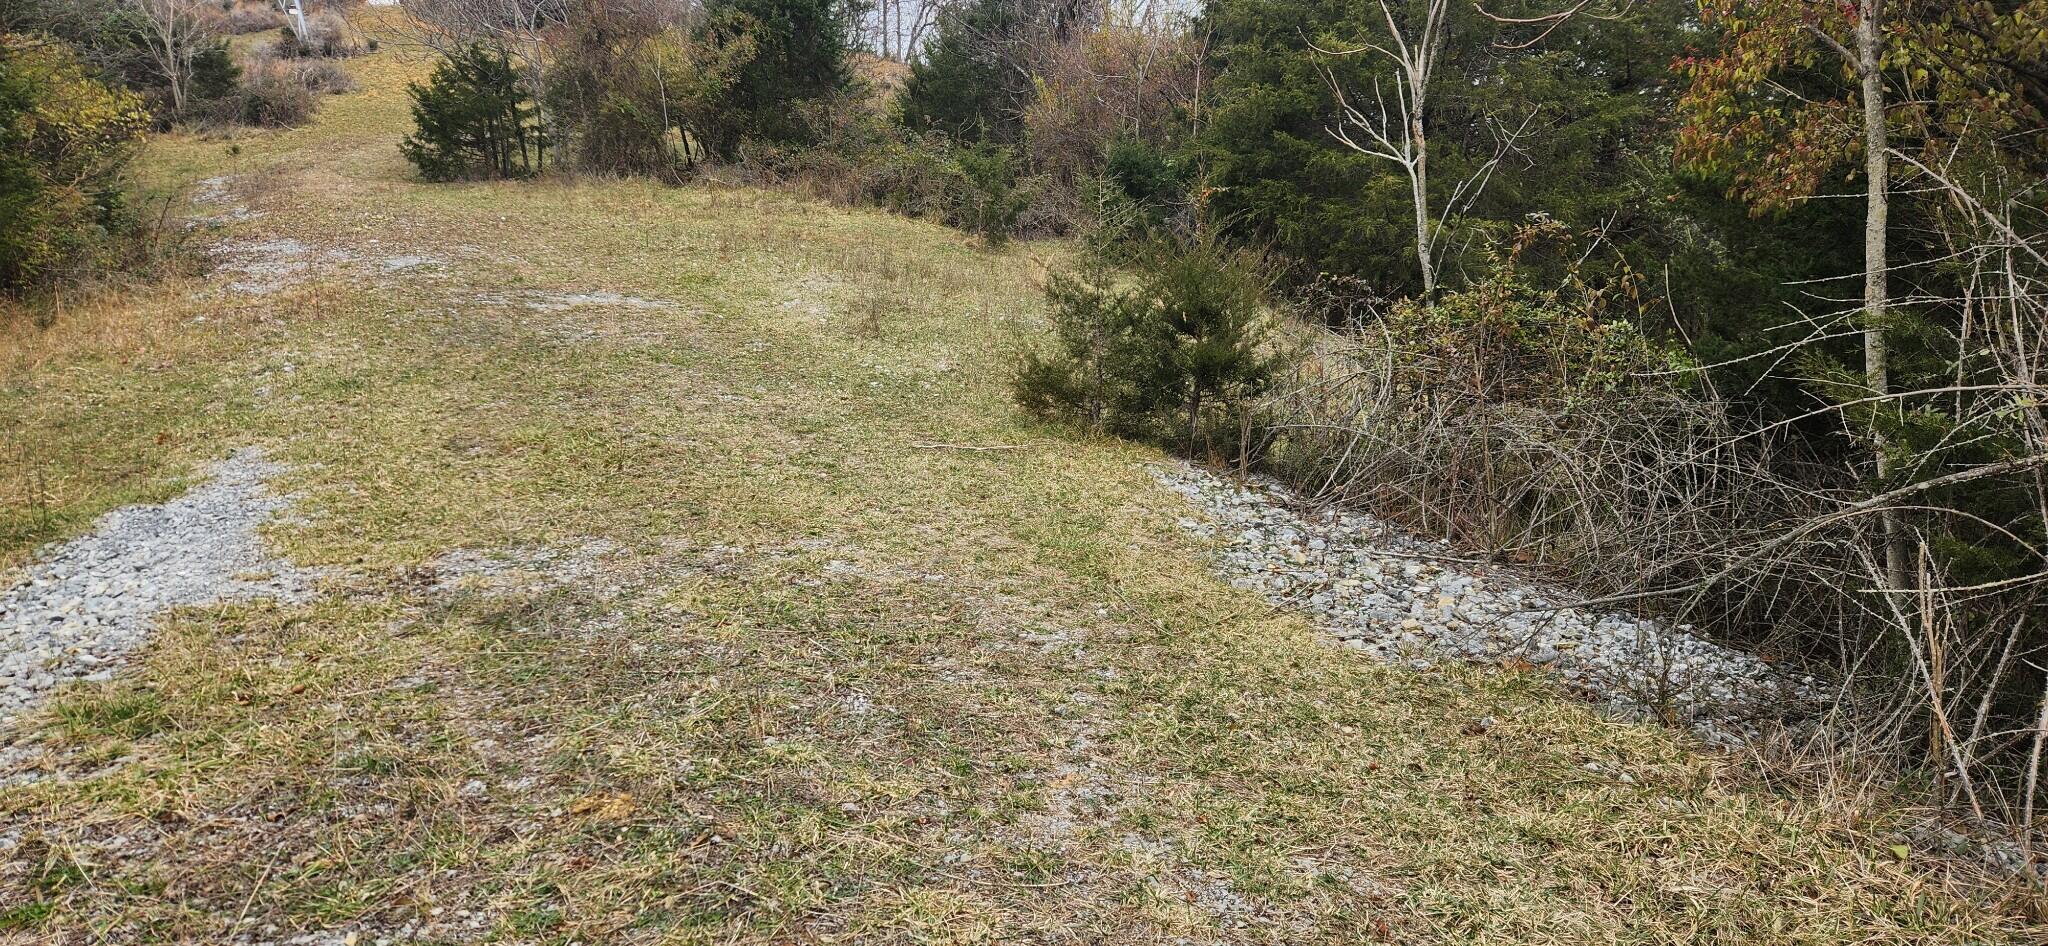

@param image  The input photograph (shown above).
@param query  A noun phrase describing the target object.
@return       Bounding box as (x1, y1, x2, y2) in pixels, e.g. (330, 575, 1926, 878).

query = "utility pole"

(278, 0, 310, 43)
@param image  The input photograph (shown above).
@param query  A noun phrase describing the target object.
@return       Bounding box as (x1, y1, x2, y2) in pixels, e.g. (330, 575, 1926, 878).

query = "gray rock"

(0, 448, 317, 722)
(1151, 462, 1826, 748)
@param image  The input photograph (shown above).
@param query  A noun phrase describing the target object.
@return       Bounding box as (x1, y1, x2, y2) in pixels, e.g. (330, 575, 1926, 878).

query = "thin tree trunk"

(1410, 109, 1433, 296)
(159, 29, 186, 116)
(1856, 0, 1909, 592)
(1321, 0, 1447, 298)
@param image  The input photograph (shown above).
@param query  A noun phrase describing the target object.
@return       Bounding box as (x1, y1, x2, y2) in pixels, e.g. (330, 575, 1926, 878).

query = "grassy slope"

(0, 36, 2035, 946)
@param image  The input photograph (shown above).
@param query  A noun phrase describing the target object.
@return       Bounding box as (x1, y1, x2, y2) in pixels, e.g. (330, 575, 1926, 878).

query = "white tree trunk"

(1409, 103, 1434, 295)
(1319, 0, 1450, 298)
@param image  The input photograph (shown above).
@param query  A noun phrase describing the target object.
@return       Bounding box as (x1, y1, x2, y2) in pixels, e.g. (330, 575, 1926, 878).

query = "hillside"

(0, 40, 2035, 945)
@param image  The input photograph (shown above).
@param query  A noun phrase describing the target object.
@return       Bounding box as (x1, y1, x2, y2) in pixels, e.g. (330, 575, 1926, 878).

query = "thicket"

(400, 0, 859, 182)
(0, 0, 360, 130)
(395, 0, 1187, 246)
(0, 33, 151, 298)
(1003, 0, 2048, 854)
(0, 0, 365, 304)
(225, 2, 285, 35)
(271, 11, 363, 59)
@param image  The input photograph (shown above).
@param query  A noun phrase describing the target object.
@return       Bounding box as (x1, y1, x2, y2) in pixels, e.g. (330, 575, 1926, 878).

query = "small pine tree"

(187, 42, 241, 103)
(946, 142, 1029, 244)
(1145, 242, 1281, 452)
(399, 44, 546, 182)
(1013, 266, 1146, 429)
(1016, 242, 1281, 453)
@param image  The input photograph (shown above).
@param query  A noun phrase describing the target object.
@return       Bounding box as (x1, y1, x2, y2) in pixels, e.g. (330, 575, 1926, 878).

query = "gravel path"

(0, 448, 316, 721)
(1155, 462, 1824, 745)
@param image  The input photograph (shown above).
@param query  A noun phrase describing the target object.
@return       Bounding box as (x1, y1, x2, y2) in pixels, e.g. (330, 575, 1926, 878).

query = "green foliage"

(1673, 0, 1872, 212)
(188, 41, 240, 101)
(1189, 0, 1872, 460)
(895, 0, 1026, 142)
(1906, 2, 2048, 171)
(1672, 0, 2048, 602)
(1103, 136, 1184, 209)
(944, 141, 1029, 244)
(400, 43, 546, 182)
(1015, 241, 1281, 452)
(1373, 224, 1692, 405)
(843, 133, 1040, 243)
(53, 688, 168, 740)
(0, 900, 54, 932)
(695, 0, 854, 156)
(1196, 0, 1694, 296)
(1195, 0, 1429, 292)
(1014, 266, 1136, 427)
(0, 34, 149, 297)
(846, 133, 950, 209)
(1081, 136, 1192, 254)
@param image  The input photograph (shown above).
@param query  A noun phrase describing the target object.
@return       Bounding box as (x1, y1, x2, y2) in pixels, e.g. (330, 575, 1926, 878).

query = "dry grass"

(0, 18, 2040, 944)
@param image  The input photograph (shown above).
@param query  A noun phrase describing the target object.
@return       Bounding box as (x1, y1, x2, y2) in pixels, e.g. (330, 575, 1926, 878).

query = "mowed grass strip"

(0, 26, 2038, 945)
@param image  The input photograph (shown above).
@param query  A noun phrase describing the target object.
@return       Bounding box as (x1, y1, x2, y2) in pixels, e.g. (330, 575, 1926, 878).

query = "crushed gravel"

(0, 448, 318, 721)
(422, 539, 623, 595)
(1154, 462, 1825, 745)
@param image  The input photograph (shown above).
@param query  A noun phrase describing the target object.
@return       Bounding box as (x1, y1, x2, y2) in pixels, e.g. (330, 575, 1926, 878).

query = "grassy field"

(0, 32, 2039, 946)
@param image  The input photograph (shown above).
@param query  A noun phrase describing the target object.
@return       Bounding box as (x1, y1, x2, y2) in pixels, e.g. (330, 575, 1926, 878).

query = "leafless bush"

(392, 0, 567, 102)
(1258, 218, 2048, 862)
(193, 47, 354, 128)
(225, 2, 285, 34)
(274, 10, 364, 57)
(1021, 21, 1199, 188)
(294, 56, 358, 93)
(234, 56, 319, 126)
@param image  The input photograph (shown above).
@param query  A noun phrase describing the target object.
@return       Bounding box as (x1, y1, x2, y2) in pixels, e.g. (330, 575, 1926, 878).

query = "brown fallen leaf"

(570, 792, 638, 821)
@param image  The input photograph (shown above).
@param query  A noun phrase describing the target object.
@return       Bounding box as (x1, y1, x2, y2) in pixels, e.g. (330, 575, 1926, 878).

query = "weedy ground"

(0, 27, 2040, 946)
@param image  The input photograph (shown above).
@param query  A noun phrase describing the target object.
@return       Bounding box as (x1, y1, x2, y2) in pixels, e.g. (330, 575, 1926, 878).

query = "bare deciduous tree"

(860, 0, 950, 61)
(124, 0, 223, 116)
(1314, 0, 1445, 295)
(1022, 16, 1198, 185)
(1832, 0, 1908, 593)
(394, 0, 570, 125)
(1314, 0, 1529, 299)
